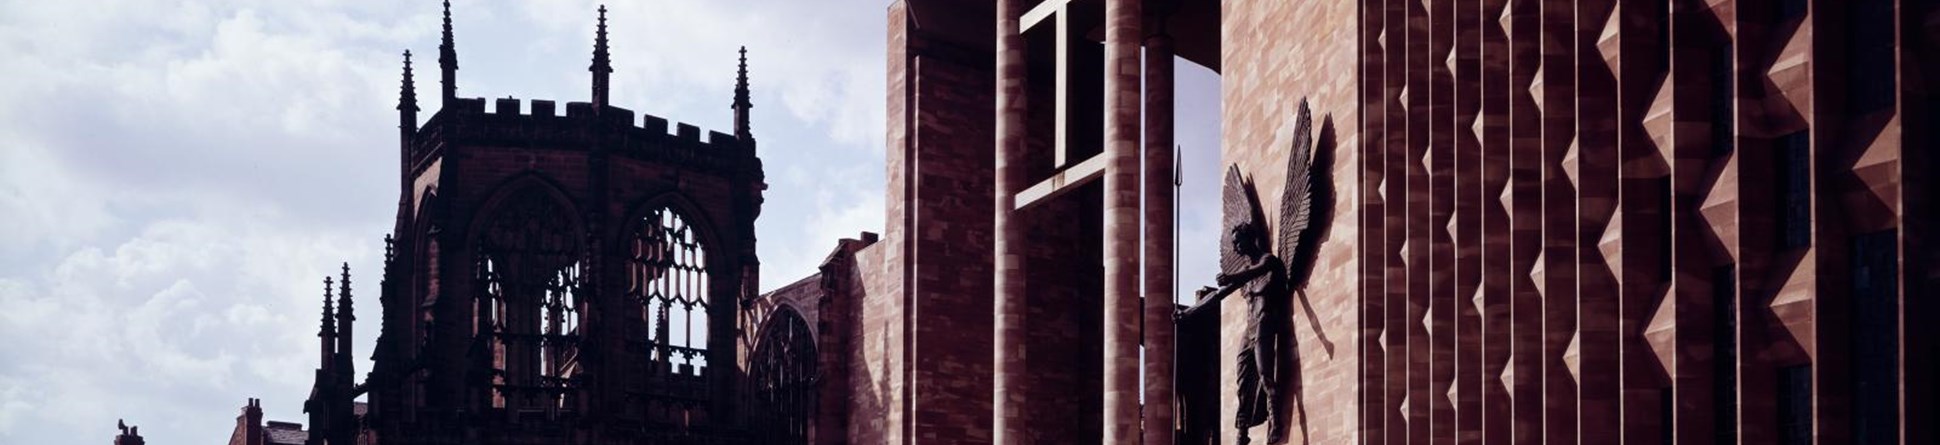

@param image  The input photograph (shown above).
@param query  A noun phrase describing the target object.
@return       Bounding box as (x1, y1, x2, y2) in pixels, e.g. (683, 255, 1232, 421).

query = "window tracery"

(748, 308, 817, 445)
(629, 207, 711, 373)
(473, 187, 584, 411)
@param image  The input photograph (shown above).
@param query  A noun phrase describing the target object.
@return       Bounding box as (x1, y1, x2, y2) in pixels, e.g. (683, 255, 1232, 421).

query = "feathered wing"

(1220, 164, 1256, 275)
(1277, 99, 1316, 279)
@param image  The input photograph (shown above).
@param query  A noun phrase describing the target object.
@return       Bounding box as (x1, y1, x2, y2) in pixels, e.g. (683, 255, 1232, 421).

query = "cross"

(1021, 0, 1074, 168)
(1012, 0, 1117, 212)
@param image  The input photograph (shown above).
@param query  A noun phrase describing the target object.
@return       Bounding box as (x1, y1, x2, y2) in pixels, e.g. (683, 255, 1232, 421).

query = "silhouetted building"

(297, 2, 768, 444)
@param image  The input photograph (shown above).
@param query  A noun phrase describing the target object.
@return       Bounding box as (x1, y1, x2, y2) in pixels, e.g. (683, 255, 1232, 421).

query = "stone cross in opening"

(1020, 0, 1075, 168)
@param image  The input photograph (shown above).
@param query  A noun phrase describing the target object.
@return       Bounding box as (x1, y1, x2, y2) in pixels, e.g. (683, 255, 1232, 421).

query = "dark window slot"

(1775, 131, 1811, 250)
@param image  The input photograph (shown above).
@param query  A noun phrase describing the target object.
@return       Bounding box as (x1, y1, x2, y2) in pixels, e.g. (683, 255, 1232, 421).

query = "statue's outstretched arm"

(1180, 282, 1243, 319)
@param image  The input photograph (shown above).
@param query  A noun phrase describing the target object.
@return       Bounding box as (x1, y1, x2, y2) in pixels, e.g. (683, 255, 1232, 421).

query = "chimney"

(114, 419, 145, 445)
(242, 399, 265, 445)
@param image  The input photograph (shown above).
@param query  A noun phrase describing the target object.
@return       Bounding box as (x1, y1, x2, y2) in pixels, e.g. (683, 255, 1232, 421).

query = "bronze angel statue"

(1179, 99, 1319, 445)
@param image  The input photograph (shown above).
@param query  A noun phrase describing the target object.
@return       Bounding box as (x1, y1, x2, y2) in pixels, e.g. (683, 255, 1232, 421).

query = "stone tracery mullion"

(749, 309, 816, 445)
(630, 207, 711, 372)
(474, 189, 583, 410)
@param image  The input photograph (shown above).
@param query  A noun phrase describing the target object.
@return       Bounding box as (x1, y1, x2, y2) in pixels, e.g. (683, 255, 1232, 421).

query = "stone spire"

(319, 276, 335, 367)
(732, 46, 752, 140)
(591, 4, 612, 109)
(336, 263, 355, 371)
(438, 0, 458, 105)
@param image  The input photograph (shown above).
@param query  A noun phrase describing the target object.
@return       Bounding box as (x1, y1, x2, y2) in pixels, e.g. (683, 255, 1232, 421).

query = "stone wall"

(1220, 1, 1364, 444)
(844, 3, 1001, 443)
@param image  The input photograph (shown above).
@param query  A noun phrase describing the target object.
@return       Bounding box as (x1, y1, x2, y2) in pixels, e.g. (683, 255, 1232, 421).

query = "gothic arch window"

(473, 185, 583, 411)
(628, 206, 711, 373)
(748, 307, 817, 445)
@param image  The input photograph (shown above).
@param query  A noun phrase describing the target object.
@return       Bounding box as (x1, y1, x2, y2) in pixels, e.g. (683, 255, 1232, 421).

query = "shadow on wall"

(1278, 115, 1337, 445)
(816, 248, 893, 445)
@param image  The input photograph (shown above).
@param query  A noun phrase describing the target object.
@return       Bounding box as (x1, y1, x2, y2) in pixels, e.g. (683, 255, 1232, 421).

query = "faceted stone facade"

(754, 0, 1937, 444)
(1351, 1, 1938, 444)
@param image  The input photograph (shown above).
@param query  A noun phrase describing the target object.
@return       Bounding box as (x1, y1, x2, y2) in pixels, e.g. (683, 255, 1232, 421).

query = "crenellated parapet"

(405, 99, 759, 179)
(397, 2, 761, 188)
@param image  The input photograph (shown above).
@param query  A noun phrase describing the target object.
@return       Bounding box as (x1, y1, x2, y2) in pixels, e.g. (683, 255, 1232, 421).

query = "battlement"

(408, 97, 757, 177)
(466, 97, 741, 146)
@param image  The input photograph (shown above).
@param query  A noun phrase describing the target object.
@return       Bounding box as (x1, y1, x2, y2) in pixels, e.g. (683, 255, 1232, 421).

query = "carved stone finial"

(338, 263, 353, 322)
(592, 5, 611, 71)
(732, 46, 753, 140)
(440, 0, 454, 56)
(591, 5, 612, 108)
(320, 276, 335, 337)
(734, 46, 750, 106)
(398, 50, 418, 113)
(438, 0, 457, 104)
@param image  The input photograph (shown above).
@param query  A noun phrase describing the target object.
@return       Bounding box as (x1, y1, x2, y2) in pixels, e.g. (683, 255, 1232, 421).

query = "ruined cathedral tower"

(303, 2, 768, 443)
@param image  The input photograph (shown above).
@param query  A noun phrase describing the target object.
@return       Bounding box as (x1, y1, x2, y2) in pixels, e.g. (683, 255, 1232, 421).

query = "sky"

(0, 0, 1224, 443)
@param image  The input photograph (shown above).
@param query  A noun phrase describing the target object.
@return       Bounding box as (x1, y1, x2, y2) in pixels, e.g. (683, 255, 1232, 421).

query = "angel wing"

(1277, 99, 1317, 279)
(1219, 165, 1261, 275)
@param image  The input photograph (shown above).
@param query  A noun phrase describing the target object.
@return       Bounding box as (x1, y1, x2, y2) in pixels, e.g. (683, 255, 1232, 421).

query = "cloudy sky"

(0, 0, 1223, 443)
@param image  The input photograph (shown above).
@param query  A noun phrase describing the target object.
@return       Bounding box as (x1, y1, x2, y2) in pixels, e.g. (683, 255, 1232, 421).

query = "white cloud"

(0, 215, 372, 442)
(0, 0, 892, 443)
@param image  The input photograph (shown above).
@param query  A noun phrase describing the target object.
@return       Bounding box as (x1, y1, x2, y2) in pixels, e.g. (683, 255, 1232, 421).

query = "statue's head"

(1230, 222, 1265, 257)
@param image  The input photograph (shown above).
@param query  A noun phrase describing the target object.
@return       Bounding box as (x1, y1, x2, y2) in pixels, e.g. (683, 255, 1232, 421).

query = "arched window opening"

(629, 207, 711, 374)
(748, 308, 818, 445)
(474, 187, 583, 411)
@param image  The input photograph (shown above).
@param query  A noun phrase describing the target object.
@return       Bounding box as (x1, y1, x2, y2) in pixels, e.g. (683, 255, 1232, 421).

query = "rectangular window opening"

(1852, 230, 1899, 445)
(1661, 387, 1675, 445)
(1846, 0, 1896, 114)
(1777, 364, 1813, 445)
(1713, 265, 1738, 445)
(1776, 131, 1811, 250)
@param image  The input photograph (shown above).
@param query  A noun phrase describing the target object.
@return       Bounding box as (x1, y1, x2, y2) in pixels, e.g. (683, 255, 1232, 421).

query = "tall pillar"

(1102, 0, 1143, 442)
(992, 0, 1028, 442)
(1140, 30, 1176, 445)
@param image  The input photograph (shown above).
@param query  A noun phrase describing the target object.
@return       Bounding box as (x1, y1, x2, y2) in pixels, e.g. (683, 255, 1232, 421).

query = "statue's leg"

(1260, 330, 1286, 442)
(1235, 344, 1260, 428)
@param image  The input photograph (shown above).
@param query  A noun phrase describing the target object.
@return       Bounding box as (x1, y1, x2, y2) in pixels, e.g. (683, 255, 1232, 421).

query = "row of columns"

(994, 0, 1176, 442)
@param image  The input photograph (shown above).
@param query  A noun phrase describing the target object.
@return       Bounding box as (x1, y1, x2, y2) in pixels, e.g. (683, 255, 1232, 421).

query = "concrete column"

(1102, 0, 1143, 442)
(992, 0, 1028, 442)
(1140, 31, 1176, 445)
